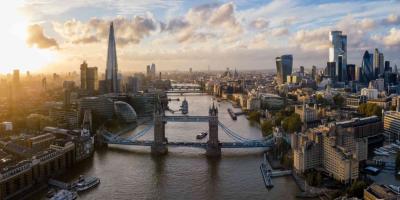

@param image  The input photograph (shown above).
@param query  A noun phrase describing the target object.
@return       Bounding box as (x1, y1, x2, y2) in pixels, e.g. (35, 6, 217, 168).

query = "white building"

(361, 88, 378, 100)
(383, 111, 400, 141)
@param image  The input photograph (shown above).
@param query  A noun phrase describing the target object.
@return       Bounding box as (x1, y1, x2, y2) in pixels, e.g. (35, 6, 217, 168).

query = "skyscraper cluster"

(147, 63, 156, 79)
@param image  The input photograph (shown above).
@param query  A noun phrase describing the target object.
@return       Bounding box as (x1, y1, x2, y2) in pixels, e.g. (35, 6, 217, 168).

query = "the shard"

(105, 22, 119, 93)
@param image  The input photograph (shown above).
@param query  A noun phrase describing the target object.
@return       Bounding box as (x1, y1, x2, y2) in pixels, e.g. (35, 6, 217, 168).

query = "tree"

(333, 94, 345, 108)
(261, 120, 273, 137)
(316, 94, 329, 106)
(282, 113, 302, 133)
(347, 180, 368, 198)
(358, 103, 382, 117)
(248, 111, 261, 123)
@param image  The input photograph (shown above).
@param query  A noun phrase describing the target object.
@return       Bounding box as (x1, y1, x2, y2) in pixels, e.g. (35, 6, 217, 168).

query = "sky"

(1, 0, 400, 74)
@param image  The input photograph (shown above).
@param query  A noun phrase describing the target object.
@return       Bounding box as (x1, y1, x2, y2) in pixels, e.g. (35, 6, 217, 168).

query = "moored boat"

(75, 175, 100, 192)
(50, 190, 78, 200)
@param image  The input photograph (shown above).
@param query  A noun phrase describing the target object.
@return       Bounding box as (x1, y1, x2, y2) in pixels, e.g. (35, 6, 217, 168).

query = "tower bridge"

(100, 96, 276, 157)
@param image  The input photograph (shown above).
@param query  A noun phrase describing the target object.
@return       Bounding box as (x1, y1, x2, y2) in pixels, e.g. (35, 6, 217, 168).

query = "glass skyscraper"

(360, 50, 374, 83)
(329, 31, 347, 82)
(275, 55, 293, 84)
(105, 22, 119, 93)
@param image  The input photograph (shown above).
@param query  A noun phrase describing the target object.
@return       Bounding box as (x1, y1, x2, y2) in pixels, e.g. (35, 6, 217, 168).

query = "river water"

(39, 94, 300, 200)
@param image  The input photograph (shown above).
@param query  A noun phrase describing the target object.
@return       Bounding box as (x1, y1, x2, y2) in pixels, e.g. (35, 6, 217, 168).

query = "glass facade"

(360, 50, 374, 84)
(275, 54, 293, 84)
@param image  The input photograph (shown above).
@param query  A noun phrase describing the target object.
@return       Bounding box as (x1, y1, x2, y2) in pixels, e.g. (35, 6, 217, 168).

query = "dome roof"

(114, 101, 137, 123)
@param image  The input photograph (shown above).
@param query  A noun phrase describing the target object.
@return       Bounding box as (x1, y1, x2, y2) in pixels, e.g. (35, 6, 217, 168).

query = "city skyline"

(1, 0, 400, 74)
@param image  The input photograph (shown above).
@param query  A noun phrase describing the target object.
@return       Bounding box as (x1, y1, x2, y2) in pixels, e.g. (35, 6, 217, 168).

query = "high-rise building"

(105, 22, 119, 93)
(346, 64, 356, 81)
(311, 66, 317, 80)
(80, 61, 98, 95)
(275, 55, 293, 84)
(13, 69, 20, 86)
(151, 63, 156, 77)
(385, 61, 391, 72)
(329, 31, 347, 82)
(325, 62, 336, 79)
(86, 67, 98, 94)
(299, 66, 305, 75)
(373, 48, 384, 77)
(127, 76, 140, 94)
(360, 50, 374, 83)
(146, 65, 151, 77)
(80, 61, 88, 90)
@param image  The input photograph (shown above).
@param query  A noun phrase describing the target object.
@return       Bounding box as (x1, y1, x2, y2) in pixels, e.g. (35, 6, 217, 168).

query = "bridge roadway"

(106, 140, 273, 148)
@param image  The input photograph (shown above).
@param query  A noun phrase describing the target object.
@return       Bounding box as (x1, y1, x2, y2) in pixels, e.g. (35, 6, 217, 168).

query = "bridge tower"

(152, 95, 168, 155)
(206, 103, 221, 157)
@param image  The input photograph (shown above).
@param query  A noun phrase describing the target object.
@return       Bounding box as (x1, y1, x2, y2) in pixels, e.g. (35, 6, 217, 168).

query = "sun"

(0, 1, 57, 74)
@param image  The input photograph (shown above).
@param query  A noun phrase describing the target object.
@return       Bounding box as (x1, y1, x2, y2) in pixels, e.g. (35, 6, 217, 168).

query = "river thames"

(38, 94, 300, 199)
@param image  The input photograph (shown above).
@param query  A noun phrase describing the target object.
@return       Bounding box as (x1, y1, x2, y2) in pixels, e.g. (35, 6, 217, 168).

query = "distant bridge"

(167, 84, 205, 94)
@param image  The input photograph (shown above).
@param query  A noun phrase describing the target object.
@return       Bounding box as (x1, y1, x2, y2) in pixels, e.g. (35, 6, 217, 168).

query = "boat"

(386, 185, 400, 195)
(50, 190, 78, 200)
(181, 98, 188, 114)
(46, 188, 56, 198)
(196, 132, 208, 139)
(374, 150, 389, 156)
(74, 175, 100, 192)
(227, 108, 237, 120)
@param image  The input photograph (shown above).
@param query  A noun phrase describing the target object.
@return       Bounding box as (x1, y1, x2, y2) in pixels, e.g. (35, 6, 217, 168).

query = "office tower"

(80, 61, 98, 95)
(299, 66, 304, 75)
(346, 64, 356, 81)
(189, 68, 192, 73)
(86, 67, 98, 94)
(127, 76, 140, 94)
(355, 66, 360, 81)
(151, 63, 156, 77)
(146, 65, 151, 77)
(105, 22, 119, 93)
(385, 61, 391, 72)
(329, 31, 347, 82)
(373, 48, 384, 77)
(360, 51, 374, 83)
(325, 62, 336, 79)
(311, 66, 317, 80)
(13, 69, 20, 86)
(80, 61, 88, 90)
(275, 55, 293, 84)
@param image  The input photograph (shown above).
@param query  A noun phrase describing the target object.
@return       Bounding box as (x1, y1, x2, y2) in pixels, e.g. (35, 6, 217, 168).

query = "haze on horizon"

(1, 0, 400, 74)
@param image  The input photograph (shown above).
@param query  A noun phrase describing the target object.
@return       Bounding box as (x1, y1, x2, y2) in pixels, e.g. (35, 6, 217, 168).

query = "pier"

(260, 153, 292, 188)
(227, 108, 237, 120)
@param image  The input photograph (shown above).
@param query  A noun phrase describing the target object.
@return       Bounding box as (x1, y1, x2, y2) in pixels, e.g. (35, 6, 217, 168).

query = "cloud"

(53, 15, 158, 46)
(291, 27, 330, 51)
(373, 28, 400, 47)
(384, 14, 400, 25)
(26, 24, 59, 49)
(161, 2, 243, 44)
(271, 28, 289, 37)
(162, 18, 190, 32)
(249, 18, 269, 30)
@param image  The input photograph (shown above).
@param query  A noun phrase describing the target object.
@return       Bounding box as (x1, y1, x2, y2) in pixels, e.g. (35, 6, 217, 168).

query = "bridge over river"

(100, 96, 279, 156)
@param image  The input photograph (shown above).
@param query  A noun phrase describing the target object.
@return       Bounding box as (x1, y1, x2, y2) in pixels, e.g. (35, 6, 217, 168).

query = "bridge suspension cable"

(218, 122, 267, 143)
(126, 124, 154, 141)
